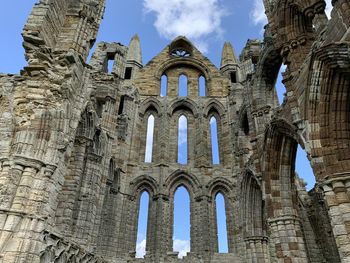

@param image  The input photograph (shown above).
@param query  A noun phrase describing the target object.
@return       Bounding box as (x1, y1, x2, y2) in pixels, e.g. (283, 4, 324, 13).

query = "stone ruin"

(0, 0, 349, 262)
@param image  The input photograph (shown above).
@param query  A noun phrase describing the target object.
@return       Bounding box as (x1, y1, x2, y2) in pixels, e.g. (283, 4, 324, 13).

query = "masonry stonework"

(0, 0, 349, 262)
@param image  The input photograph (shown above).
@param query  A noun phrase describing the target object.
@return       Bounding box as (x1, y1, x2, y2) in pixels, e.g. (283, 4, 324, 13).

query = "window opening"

(107, 59, 114, 73)
(177, 115, 188, 164)
(295, 145, 316, 191)
(160, 75, 168, 97)
(199, 76, 206, 96)
(216, 193, 228, 253)
(145, 115, 155, 163)
(210, 116, 220, 164)
(125, 67, 133, 79)
(276, 65, 287, 104)
(178, 75, 188, 97)
(173, 186, 191, 258)
(118, 96, 125, 115)
(136, 191, 150, 258)
(230, 71, 237, 83)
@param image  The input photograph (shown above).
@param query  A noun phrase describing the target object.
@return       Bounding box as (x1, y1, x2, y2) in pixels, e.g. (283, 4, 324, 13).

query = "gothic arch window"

(178, 75, 188, 97)
(135, 191, 150, 258)
(177, 115, 188, 164)
(145, 114, 155, 163)
(160, 74, 168, 97)
(199, 75, 206, 96)
(215, 192, 228, 253)
(210, 116, 220, 164)
(173, 186, 191, 258)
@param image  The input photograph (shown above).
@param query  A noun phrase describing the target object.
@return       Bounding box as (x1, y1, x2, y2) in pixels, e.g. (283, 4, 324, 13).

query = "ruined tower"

(0, 0, 349, 262)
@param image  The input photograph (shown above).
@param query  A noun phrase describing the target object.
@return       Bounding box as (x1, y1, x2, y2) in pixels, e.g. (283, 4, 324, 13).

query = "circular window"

(171, 48, 191, 58)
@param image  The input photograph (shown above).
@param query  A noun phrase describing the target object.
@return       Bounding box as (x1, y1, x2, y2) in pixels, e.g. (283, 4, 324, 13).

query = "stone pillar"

(268, 215, 308, 262)
(191, 195, 211, 261)
(73, 152, 103, 249)
(322, 178, 350, 262)
(244, 236, 269, 263)
(149, 194, 171, 260)
(195, 116, 210, 167)
(0, 161, 23, 209)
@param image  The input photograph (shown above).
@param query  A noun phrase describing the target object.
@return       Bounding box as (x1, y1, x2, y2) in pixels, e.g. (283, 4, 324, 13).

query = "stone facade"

(0, 0, 349, 262)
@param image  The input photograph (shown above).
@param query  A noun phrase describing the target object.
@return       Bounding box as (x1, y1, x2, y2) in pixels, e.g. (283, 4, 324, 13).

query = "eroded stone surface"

(0, 0, 349, 262)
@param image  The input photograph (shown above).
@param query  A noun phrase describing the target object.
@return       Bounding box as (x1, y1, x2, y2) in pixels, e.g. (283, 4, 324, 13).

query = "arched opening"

(173, 186, 191, 258)
(178, 75, 188, 97)
(276, 65, 287, 104)
(241, 112, 250, 135)
(178, 115, 188, 164)
(295, 145, 316, 190)
(230, 71, 237, 83)
(160, 75, 168, 97)
(199, 76, 206, 96)
(107, 59, 114, 73)
(210, 116, 220, 164)
(216, 193, 228, 253)
(118, 95, 125, 115)
(144, 115, 155, 163)
(136, 191, 150, 258)
(124, 67, 133, 79)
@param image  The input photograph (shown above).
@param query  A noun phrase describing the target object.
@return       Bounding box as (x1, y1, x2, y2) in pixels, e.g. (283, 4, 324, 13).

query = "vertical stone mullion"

(323, 180, 350, 262)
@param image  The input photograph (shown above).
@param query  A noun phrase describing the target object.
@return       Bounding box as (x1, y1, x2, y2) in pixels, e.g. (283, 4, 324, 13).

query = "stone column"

(191, 195, 211, 261)
(150, 194, 171, 260)
(244, 236, 269, 263)
(268, 215, 308, 262)
(322, 177, 350, 262)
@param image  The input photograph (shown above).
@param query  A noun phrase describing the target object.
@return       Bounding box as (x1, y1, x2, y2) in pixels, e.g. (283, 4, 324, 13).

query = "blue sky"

(1, 0, 330, 258)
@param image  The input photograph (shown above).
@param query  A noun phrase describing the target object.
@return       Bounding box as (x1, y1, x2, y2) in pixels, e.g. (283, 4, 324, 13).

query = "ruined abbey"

(0, 0, 349, 262)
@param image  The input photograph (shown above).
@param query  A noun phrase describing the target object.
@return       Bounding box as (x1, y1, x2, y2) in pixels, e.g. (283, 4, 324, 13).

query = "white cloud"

(143, 0, 226, 53)
(250, 0, 267, 27)
(145, 115, 155, 162)
(136, 239, 147, 258)
(173, 239, 190, 258)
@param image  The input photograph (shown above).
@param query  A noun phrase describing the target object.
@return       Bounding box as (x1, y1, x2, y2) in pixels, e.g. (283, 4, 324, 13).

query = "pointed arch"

(165, 170, 201, 197)
(204, 100, 226, 118)
(172, 186, 191, 258)
(135, 191, 150, 258)
(215, 192, 228, 253)
(205, 101, 225, 165)
(77, 103, 98, 139)
(241, 172, 265, 238)
(129, 175, 159, 197)
(139, 98, 161, 117)
(169, 98, 198, 117)
(206, 178, 234, 253)
(262, 118, 310, 261)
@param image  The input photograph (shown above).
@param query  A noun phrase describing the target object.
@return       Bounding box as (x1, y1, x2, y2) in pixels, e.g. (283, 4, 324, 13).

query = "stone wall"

(0, 0, 349, 262)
